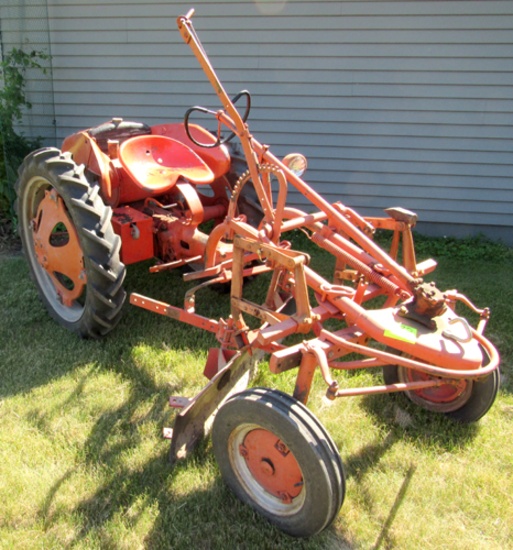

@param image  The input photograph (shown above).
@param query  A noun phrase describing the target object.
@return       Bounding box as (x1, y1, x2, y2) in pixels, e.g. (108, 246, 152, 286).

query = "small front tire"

(212, 387, 345, 537)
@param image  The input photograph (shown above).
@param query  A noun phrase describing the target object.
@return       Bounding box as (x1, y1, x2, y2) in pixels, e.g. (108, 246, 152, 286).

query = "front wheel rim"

(228, 422, 306, 516)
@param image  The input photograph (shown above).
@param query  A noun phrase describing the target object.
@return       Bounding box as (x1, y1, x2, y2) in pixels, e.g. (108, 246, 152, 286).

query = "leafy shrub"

(0, 47, 49, 222)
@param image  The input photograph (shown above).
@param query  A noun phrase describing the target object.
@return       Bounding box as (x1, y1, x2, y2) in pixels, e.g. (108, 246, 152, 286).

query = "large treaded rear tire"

(16, 147, 126, 338)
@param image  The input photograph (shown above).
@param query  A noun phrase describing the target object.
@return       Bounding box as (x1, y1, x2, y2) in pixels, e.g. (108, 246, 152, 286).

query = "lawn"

(1, 234, 512, 549)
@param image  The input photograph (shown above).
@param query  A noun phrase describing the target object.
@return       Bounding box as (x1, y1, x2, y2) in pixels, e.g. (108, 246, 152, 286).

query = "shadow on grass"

(361, 392, 479, 451)
(0, 257, 226, 398)
(332, 389, 481, 548)
(3, 250, 503, 547)
(336, 429, 418, 549)
(372, 463, 416, 550)
(39, 367, 353, 549)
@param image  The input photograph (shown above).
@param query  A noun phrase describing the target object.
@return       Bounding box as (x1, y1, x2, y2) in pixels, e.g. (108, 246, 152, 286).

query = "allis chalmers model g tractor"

(16, 10, 500, 538)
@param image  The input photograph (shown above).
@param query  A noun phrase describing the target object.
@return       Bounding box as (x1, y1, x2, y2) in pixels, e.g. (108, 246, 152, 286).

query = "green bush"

(0, 47, 49, 222)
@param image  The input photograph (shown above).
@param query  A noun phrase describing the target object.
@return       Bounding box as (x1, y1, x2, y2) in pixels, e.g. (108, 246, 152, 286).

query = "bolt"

(277, 491, 293, 504)
(239, 444, 248, 459)
(275, 440, 290, 456)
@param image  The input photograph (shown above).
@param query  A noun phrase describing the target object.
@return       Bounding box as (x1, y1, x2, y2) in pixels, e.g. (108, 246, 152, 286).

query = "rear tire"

(383, 363, 499, 423)
(212, 387, 345, 537)
(16, 147, 126, 337)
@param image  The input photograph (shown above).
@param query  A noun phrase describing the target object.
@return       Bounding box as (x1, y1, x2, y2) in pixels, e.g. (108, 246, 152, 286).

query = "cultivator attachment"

(133, 12, 499, 436)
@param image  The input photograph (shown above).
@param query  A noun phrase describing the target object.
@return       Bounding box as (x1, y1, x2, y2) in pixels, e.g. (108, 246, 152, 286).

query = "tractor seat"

(119, 134, 215, 194)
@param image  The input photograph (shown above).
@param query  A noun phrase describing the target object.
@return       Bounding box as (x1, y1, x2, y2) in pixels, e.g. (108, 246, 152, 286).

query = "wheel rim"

(398, 367, 473, 413)
(228, 422, 306, 516)
(24, 177, 87, 322)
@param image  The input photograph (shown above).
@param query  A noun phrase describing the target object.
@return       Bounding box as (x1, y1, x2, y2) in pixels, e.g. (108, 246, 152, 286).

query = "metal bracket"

(169, 347, 264, 464)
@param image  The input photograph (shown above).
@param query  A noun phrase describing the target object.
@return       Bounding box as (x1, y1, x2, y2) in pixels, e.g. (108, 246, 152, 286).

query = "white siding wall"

(2, 0, 513, 243)
(0, 0, 55, 143)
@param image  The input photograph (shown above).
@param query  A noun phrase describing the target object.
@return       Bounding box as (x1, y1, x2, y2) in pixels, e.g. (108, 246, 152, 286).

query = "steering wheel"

(184, 90, 251, 148)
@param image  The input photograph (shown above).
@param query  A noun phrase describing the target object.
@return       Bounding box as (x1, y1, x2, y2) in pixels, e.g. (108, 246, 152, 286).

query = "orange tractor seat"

(119, 134, 215, 195)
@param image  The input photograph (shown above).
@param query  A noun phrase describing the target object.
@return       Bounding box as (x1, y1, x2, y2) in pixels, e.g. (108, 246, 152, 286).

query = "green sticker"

(384, 323, 417, 344)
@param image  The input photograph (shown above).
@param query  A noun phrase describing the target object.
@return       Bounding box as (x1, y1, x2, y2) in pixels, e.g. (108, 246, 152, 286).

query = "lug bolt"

(275, 440, 290, 456)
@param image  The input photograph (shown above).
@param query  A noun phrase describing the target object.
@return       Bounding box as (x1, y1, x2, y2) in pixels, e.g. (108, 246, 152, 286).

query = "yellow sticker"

(384, 324, 417, 344)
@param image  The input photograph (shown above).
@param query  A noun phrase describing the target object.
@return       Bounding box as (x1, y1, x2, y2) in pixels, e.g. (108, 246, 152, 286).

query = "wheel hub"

(400, 367, 472, 412)
(32, 189, 86, 306)
(239, 428, 303, 503)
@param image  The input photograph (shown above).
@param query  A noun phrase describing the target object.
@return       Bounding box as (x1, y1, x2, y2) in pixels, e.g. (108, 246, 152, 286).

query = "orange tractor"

(16, 10, 500, 537)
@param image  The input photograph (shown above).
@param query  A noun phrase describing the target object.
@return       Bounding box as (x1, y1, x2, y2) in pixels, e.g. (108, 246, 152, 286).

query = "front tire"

(16, 147, 126, 337)
(212, 387, 345, 537)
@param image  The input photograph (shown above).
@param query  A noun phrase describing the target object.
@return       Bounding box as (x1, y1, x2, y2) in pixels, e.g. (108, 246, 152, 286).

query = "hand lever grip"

(442, 317, 473, 343)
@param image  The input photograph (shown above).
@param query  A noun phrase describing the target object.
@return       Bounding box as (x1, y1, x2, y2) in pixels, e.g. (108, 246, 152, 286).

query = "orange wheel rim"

(239, 428, 303, 503)
(32, 189, 86, 306)
(404, 369, 468, 403)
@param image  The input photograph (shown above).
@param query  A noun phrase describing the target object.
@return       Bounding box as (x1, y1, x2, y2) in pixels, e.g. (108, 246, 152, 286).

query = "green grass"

(1, 234, 512, 549)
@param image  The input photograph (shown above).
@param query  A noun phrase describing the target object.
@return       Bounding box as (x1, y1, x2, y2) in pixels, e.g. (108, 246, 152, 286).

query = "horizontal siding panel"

(49, 107, 513, 135)
(38, 5, 513, 20)
(15, 40, 509, 72)
(44, 65, 513, 100)
(306, 169, 513, 191)
(42, 15, 513, 32)
(42, 1, 513, 18)
(251, 108, 513, 126)
(22, 40, 513, 71)
(48, 101, 513, 130)
(35, 28, 513, 49)
(30, 73, 513, 103)
(48, 97, 513, 127)
(49, 89, 513, 119)
(317, 182, 513, 206)
(307, 158, 513, 179)
(39, 0, 513, 19)
(49, 58, 513, 91)
(14, 16, 509, 33)
(45, 104, 513, 150)
(37, 106, 513, 139)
